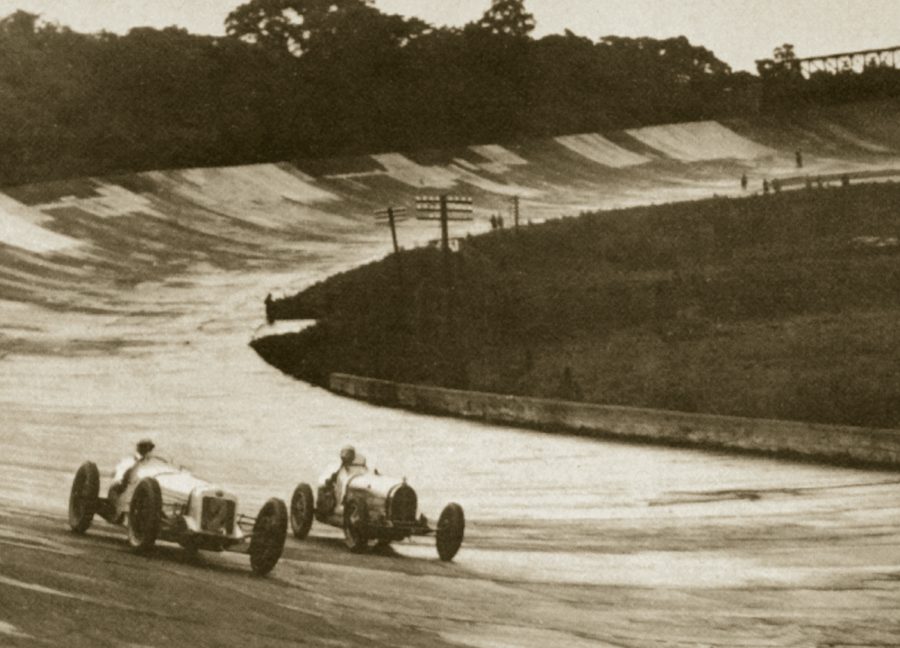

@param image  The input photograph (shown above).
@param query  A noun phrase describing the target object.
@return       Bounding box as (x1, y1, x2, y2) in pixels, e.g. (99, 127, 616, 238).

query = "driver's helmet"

(136, 439, 155, 457)
(339, 445, 356, 466)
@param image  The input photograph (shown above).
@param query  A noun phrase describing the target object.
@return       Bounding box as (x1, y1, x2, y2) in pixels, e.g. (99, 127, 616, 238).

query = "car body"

(289, 460, 465, 561)
(68, 456, 287, 576)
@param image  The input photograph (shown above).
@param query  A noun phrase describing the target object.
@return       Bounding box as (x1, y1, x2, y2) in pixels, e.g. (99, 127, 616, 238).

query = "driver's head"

(136, 439, 155, 457)
(339, 445, 356, 466)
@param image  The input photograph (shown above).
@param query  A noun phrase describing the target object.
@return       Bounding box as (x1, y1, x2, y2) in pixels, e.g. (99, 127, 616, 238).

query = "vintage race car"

(289, 462, 465, 561)
(67, 456, 288, 576)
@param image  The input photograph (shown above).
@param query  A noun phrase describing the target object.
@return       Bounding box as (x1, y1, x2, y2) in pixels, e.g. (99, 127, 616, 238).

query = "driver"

(325, 445, 368, 509)
(110, 439, 156, 496)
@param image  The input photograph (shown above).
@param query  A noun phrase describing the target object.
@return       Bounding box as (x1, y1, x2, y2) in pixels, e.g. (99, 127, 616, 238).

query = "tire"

(68, 461, 100, 533)
(289, 483, 314, 540)
(436, 503, 465, 562)
(127, 478, 162, 553)
(342, 497, 369, 553)
(249, 498, 288, 576)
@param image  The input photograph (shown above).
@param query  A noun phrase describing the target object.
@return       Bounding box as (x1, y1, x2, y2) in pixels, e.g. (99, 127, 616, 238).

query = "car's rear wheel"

(436, 503, 465, 562)
(343, 497, 369, 553)
(68, 461, 100, 533)
(249, 498, 288, 576)
(290, 483, 314, 540)
(127, 478, 162, 553)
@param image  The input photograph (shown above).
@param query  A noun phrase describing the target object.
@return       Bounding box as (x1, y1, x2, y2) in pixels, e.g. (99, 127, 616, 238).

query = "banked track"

(2, 99, 900, 295)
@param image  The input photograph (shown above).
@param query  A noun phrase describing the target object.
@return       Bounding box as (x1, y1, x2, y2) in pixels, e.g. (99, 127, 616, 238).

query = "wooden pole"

(439, 194, 450, 255)
(439, 195, 451, 340)
(387, 207, 399, 254)
(513, 195, 520, 230)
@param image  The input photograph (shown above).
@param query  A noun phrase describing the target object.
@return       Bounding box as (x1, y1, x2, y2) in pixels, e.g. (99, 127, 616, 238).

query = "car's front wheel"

(68, 461, 100, 533)
(436, 503, 465, 562)
(127, 478, 162, 553)
(249, 498, 288, 576)
(290, 483, 314, 540)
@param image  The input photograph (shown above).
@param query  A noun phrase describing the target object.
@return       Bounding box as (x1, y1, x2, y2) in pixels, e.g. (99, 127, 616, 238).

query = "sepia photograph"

(1, 1, 899, 646)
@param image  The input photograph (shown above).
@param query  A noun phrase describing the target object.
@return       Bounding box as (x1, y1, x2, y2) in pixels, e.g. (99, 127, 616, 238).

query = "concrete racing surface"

(2, 102, 900, 646)
(3, 453, 900, 647)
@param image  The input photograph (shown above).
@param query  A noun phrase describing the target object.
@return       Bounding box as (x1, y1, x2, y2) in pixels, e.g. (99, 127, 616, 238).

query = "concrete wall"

(329, 373, 900, 469)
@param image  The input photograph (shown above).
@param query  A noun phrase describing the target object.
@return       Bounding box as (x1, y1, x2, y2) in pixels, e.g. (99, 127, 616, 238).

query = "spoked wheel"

(342, 497, 369, 553)
(127, 478, 162, 553)
(68, 462, 100, 533)
(290, 483, 314, 540)
(249, 498, 288, 576)
(436, 503, 465, 562)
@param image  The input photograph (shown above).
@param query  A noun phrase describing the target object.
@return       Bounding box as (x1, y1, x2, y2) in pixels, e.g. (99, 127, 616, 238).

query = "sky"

(1, 0, 898, 72)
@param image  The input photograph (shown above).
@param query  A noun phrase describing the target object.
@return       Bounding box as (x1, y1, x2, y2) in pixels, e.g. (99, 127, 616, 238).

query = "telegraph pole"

(374, 206, 407, 254)
(439, 195, 450, 255)
(512, 195, 520, 230)
(415, 194, 474, 335)
(388, 207, 399, 253)
(414, 194, 473, 251)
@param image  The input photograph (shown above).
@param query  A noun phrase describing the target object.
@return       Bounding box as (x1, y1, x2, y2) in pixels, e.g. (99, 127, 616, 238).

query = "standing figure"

(265, 293, 274, 325)
(763, 179, 770, 195)
(795, 149, 804, 169)
(741, 173, 748, 190)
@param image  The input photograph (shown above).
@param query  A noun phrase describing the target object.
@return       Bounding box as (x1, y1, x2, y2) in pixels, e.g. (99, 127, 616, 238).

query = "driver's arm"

(326, 466, 340, 486)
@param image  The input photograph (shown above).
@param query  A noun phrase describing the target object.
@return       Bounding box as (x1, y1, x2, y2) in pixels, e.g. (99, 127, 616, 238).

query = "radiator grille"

(390, 484, 417, 525)
(201, 497, 235, 535)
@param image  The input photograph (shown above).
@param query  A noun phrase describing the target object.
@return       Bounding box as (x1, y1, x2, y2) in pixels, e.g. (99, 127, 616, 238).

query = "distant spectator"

(741, 173, 748, 190)
(490, 214, 498, 230)
(763, 179, 770, 194)
(265, 293, 274, 325)
(772, 178, 782, 193)
(795, 149, 804, 168)
(841, 174, 851, 187)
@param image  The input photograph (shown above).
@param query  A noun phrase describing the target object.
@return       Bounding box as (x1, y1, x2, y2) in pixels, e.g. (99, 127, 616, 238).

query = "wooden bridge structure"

(761, 45, 900, 78)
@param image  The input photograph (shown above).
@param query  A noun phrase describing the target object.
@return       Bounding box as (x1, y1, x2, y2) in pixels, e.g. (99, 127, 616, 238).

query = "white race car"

(67, 456, 288, 576)
(289, 456, 465, 561)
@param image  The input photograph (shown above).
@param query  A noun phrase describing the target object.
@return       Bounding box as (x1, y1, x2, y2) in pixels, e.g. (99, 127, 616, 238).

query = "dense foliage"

(2, 3, 896, 186)
(0, 2, 753, 186)
(256, 183, 900, 428)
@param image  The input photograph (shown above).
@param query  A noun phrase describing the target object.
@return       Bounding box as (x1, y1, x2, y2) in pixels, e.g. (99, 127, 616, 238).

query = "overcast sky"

(1, 0, 898, 72)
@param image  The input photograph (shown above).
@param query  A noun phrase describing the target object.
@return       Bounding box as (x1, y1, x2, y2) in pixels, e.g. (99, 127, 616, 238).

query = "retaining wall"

(329, 373, 900, 469)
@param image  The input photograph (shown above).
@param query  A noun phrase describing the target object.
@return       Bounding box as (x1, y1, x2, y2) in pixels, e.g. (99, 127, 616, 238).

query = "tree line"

(0, 1, 894, 186)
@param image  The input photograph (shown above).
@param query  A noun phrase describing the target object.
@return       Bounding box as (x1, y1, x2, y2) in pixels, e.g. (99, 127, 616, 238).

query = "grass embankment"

(253, 184, 900, 428)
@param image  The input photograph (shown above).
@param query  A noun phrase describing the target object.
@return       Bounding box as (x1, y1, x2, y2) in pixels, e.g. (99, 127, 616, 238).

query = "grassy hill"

(253, 182, 900, 428)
